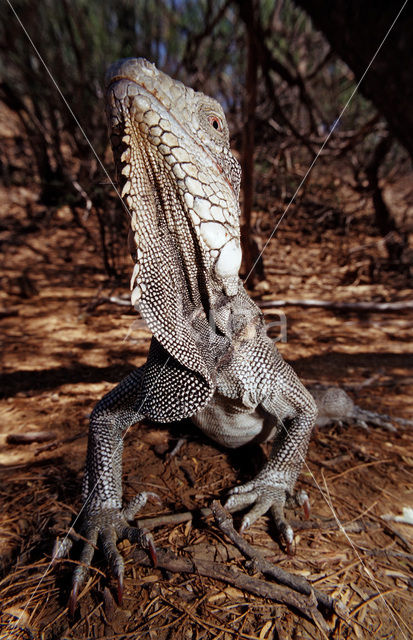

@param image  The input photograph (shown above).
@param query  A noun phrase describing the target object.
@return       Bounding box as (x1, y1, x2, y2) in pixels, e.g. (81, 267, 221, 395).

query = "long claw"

(294, 489, 310, 520)
(302, 496, 310, 520)
(283, 523, 295, 555)
(240, 517, 250, 534)
(148, 536, 157, 567)
(286, 539, 294, 556)
(270, 502, 295, 554)
(149, 492, 162, 507)
(116, 571, 124, 606)
(68, 582, 79, 617)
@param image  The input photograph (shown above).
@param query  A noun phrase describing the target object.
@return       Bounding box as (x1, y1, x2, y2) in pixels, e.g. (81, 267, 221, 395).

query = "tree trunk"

(296, 0, 413, 160)
(237, 0, 264, 283)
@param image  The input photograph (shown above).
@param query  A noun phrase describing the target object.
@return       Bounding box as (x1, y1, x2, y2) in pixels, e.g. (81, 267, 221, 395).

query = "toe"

(240, 498, 273, 532)
(68, 528, 98, 614)
(227, 481, 256, 496)
(121, 526, 157, 566)
(270, 503, 294, 554)
(123, 491, 161, 521)
(101, 527, 125, 594)
(224, 491, 257, 513)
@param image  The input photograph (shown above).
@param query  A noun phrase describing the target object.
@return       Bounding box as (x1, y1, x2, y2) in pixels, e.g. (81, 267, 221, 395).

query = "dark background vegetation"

(1, 0, 412, 282)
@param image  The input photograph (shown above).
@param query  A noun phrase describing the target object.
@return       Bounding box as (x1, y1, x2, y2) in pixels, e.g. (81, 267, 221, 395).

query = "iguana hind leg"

(54, 367, 158, 614)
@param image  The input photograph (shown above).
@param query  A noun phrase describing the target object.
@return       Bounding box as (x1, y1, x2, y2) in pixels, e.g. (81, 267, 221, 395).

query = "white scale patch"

(193, 197, 212, 220)
(200, 222, 230, 249)
(215, 239, 242, 279)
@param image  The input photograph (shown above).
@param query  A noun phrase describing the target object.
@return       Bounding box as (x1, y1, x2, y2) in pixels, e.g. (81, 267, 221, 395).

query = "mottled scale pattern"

(68, 58, 318, 603)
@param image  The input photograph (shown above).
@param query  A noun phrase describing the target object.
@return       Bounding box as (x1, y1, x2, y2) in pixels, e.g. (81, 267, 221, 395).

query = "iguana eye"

(208, 115, 223, 131)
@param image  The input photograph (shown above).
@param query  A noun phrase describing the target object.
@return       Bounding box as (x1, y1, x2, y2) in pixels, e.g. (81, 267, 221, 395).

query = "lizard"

(56, 57, 319, 614)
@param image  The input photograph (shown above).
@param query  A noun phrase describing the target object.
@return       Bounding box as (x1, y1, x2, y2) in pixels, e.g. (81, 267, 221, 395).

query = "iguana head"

(105, 57, 242, 303)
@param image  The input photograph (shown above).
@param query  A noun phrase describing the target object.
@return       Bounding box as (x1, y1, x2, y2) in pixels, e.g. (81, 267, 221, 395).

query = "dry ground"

(0, 179, 412, 639)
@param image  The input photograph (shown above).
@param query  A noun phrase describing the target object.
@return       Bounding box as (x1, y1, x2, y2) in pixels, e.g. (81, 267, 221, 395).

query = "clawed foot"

(224, 480, 309, 554)
(53, 492, 160, 615)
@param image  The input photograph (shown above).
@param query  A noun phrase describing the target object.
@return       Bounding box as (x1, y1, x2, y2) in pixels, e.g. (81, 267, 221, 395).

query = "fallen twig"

(138, 508, 377, 535)
(211, 501, 345, 617)
(367, 548, 413, 563)
(138, 507, 211, 530)
(6, 431, 57, 445)
(107, 295, 132, 307)
(259, 299, 413, 312)
(88, 295, 413, 313)
(34, 430, 88, 454)
(84, 294, 131, 313)
(133, 547, 331, 633)
(0, 308, 19, 319)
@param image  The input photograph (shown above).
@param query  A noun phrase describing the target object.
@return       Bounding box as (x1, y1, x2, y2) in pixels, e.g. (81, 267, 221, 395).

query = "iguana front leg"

(54, 368, 157, 614)
(196, 333, 317, 551)
(225, 389, 315, 552)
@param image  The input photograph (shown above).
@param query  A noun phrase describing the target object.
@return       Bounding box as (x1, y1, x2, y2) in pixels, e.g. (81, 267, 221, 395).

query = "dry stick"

(259, 299, 413, 312)
(133, 547, 330, 634)
(211, 501, 346, 619)
(139, 504, 353, 620)
(367, 549, 413, 563)
(93, 295, 413, 313)
(378, 519, 412, 553)
(138, 507, 212, 530)
(34, 430, 88, 454)
(137, 509, 377, 535)
(0, 308, 19, 319)
(6, 431, 57, 445)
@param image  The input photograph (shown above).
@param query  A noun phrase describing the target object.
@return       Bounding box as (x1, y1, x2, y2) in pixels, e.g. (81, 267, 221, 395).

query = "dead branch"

(137, 508, 378, 535)
(138, 508, 211, 530)
(211, 501, 344, 617)
(34, 430, 88, 454)
(84, 294, 132, 313)
(132, 546, 331, 633)
(288, 517, 378, 534)
(0, 308, 19, 319)
(6, 431, 57, 445)
(88, 295, 413, 314)
(258, 299, 413, 312)
(367, 549, 413, 563)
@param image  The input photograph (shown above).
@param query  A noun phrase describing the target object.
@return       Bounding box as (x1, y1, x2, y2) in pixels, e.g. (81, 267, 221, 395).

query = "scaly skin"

(59, 58, 317, 612)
